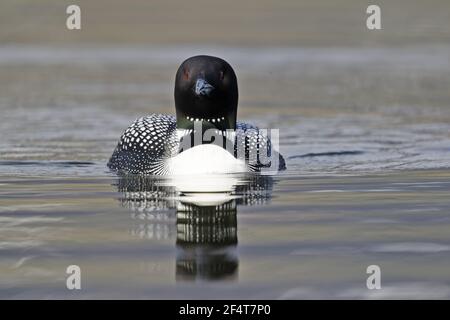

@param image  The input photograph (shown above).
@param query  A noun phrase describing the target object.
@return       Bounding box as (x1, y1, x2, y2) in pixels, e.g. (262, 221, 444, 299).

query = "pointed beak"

(194, 78, 214, 97)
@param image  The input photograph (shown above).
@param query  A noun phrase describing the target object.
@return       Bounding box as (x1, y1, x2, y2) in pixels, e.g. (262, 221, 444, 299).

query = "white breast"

(164, 144, 248, 193)
(167, 144, 248, 176)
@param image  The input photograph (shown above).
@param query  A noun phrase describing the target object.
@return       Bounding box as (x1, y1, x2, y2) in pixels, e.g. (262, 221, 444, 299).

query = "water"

(1, 44, 450, 299)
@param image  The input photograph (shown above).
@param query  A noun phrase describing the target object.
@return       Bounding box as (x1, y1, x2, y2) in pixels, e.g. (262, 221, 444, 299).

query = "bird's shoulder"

(108, 114, 178, 174)
(235, 121, 286, 171)
(116, 114, 177, 152)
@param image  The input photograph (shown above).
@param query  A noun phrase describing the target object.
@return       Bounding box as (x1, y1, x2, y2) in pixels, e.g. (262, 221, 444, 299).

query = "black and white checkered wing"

(235, 122, 286, 172)
(108, 114, 178, 175)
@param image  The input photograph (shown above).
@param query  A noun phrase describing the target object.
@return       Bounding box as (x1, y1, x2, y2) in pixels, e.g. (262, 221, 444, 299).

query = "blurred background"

(2, 0, 450, 45)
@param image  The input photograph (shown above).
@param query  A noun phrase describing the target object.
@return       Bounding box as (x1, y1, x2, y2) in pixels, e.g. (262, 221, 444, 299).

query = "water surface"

(1, 44, 450, 299)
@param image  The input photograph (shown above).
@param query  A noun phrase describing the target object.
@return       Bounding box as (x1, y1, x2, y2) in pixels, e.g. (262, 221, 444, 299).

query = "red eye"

(219, 71, 224, 80)
(183, 69, 189, 80)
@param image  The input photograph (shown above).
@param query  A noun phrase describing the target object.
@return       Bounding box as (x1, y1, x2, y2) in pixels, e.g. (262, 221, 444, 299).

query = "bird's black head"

(174, 55, 238, 131)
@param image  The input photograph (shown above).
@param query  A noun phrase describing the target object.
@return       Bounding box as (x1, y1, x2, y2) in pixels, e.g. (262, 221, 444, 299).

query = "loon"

(108, 55, 286, 175)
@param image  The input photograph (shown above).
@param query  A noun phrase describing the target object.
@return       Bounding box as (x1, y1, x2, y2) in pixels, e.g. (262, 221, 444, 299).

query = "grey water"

(1, 44, 450, 299)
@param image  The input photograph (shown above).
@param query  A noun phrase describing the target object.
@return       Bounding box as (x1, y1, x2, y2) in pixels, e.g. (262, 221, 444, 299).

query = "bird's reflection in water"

(176, 200, 238, 281)
(114, 174, 275, 281)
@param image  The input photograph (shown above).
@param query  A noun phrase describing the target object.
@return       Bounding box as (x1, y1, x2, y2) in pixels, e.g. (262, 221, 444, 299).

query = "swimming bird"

(108, 55, 286, 175)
